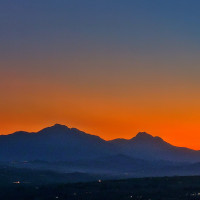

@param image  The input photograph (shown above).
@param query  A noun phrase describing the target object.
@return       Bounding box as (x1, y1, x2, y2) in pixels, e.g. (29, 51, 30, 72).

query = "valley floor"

(1, 176, 200, 200)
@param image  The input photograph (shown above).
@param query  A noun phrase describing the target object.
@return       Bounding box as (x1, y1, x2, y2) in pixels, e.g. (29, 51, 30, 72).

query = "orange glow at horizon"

(1, 120, 200, 150)
(0, 56, 200, 149)
(1, 75, 200, 150)
(1, 50, 200, 151)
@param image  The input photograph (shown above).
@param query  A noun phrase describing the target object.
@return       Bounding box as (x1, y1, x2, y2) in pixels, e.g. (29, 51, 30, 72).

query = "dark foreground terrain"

(1, 176, 200, 200)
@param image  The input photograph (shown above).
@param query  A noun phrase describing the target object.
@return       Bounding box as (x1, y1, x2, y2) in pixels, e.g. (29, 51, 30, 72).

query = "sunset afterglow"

(1, 1, 200, 149)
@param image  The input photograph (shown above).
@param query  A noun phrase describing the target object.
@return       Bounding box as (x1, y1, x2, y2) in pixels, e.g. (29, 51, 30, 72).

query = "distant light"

(13, 181, 20, 184)
(98, 179, 102, 183)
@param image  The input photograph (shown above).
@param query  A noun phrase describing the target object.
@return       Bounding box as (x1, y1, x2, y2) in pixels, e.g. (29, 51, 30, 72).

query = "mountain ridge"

(0, 123, 200, 163)
(2, 124, 187, 148)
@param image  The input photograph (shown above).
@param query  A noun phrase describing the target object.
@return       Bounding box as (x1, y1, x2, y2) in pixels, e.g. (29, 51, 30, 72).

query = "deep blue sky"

(1, 0, 200, 57)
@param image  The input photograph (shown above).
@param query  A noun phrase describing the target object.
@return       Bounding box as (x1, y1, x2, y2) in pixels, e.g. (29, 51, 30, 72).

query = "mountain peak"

(134, 132, 153, 139)
(52, 124, 68, 128)
(131, 132, 166, 145)
(132, 132, 154, 140)
(38, 124, 70, 134)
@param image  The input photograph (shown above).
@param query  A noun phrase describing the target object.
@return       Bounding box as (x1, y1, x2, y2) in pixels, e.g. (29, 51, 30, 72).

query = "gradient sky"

(1, 0, 200, 149)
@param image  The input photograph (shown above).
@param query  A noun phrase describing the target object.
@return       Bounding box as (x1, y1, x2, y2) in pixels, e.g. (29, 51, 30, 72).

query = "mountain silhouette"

(0, 124, 200, 163)
(109, 132, 200, 162)
(0, 124, 113, 161)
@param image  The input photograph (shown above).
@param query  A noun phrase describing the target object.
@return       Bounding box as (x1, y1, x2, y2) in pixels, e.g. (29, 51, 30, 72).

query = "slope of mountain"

(0, 124, 115, 161)
(109, 132, 200, 162)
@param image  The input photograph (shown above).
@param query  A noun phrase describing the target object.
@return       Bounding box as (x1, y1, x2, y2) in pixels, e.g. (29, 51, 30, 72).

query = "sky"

(1, 0, 200, 149)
